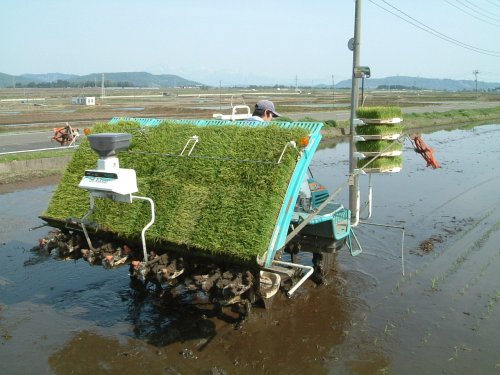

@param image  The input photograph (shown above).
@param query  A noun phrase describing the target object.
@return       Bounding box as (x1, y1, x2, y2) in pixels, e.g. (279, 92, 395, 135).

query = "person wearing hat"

(247, 100, 280, 122)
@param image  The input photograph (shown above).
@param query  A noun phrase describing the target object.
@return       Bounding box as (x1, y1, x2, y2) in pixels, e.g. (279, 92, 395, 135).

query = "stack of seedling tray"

(355, 106, 403, 173)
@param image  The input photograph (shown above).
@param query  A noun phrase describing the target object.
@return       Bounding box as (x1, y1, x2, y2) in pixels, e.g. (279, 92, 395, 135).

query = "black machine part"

(87, 133, 132, 157)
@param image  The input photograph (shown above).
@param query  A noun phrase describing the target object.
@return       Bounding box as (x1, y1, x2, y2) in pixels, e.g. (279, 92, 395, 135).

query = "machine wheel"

(312, 251, 336, 285)
(327, 237, 347, 253)
(259, 271, 281, 309)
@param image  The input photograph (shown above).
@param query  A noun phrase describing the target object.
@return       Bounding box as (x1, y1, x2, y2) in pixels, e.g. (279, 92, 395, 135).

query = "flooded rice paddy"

(1, 124, 499, 374)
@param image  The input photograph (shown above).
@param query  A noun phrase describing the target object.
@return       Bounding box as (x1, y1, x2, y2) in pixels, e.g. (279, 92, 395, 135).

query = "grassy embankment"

(403, 106, 500, 130)
(0, 149, 75, 184)
(0, 149, 75, 163)
(333, 106, 500, 130)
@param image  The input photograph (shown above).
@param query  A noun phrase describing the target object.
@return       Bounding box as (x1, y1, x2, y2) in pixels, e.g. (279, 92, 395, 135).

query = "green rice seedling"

(421, 330, 432, 344)
(356, 124, 404, 136)
(384, 322, 395, 336)
(357, 156, 403, 170)
(431, 277, 439, 291)
(355, 140, 403, 153)
(323, 119, 337, 128)
(43, 120, 310, 263)
(356, 106, 402, 120)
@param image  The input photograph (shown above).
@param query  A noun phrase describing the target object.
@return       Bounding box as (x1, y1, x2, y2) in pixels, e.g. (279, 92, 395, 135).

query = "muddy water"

(1, 124, 499, 375)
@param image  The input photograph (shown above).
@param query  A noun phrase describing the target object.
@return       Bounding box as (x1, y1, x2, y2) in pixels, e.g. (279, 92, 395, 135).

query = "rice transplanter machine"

(40, 118, 358, 310)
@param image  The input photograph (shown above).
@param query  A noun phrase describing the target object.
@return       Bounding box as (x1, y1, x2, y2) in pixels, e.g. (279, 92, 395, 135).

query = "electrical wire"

(445, 0, 500, 27)
(486, 0, 500, 8)
(459, 0, 500, 21)
(379, 0, 500, 51)
(368, 0, 500, 57)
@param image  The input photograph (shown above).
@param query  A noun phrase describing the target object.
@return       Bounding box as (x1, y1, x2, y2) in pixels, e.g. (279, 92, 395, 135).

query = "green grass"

(0, 149, 75, 163)
(357, 156, 403, 170)
(298, 116, 319, 122)
(43, 120, 309, 263)
(355, 140, 402, 153)
(323, 119, 337, 128)
(404, 106, 500, 129)
(274, 116, 294, 122)
(356, 106, 402, 119)
(356, 124, 404, 135)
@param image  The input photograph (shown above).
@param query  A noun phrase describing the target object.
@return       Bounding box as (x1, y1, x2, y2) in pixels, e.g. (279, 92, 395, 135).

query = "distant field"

(0, 87, 498, 129)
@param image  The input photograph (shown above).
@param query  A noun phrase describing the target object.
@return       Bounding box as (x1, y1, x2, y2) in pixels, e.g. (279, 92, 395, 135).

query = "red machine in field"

(52, 123, 79, 146)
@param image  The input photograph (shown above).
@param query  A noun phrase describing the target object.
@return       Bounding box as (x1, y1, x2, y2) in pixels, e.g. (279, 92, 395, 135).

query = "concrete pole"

(349, 0, 362, 226)
(473, 70, 479, 94)
(101, 73, 105, 98)
(332, 74, 335, 104)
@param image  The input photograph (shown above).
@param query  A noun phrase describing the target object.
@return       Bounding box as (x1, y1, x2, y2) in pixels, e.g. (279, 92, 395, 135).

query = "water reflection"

(45, 255, 386, 374)
(124, 289, 220, 348)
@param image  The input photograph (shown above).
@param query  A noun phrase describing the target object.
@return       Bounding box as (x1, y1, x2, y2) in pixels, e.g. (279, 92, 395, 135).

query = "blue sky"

(2, 0, 499, 85)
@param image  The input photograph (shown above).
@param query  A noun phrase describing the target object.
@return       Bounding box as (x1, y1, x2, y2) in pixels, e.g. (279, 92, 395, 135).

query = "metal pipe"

(359, 221, 406, 275)
(349, 0, 362, 228)
(131, 195, 155, 262)
(272, 260, 314, 297)
(366, 173, 372, 219)
(401, 229, 405, 276)
(277, 141, 297, 164)
(180, 136, 199, 156)
(284, 183, 345, 246)
(360, 173, 373, 220)
(29, 223, 49, 231)
(81, 195, 96, 251)
(347, 228, 363, 256)
(280, 135, 401, 252)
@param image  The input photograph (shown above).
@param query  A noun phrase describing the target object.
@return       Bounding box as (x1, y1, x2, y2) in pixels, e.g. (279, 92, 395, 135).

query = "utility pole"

(332, 74, 335, 104)
(472, 70, 479, 94)
(349, 0, 362, 226)
(101, 73, 105, 98)
(219, 80, 222, 110)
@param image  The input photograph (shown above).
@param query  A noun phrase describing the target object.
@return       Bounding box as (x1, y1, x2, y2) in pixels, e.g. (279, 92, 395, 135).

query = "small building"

(71, 96, 96, 106)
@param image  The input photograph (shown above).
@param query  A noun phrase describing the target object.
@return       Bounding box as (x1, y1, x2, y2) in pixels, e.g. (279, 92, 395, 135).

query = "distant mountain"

(334, 76, 500, 91)
(20, 73, 79, 82)
(0, 72, 33, 87)
(2, 72, 499, 91)
(73, 72, 202, 88)
(0, 71, 202, 88)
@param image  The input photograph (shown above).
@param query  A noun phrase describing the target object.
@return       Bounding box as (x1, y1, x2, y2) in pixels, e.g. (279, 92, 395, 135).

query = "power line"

(486, 0, 500, 8)
(460, 0, 500, 21)
(379, 0, 500, 51)
(368, 0, 500, 57)
(445, 0, 500, 27)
